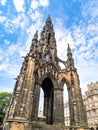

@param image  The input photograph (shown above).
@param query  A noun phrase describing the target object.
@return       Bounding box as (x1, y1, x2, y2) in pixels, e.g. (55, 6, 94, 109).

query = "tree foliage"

(0, 92, 12, 126)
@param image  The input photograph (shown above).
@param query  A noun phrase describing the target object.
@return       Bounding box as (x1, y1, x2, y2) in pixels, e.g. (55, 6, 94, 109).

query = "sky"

(0, 0, 98, 96)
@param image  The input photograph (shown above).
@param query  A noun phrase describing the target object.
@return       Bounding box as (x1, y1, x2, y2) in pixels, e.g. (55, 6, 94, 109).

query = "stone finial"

(33, 30, 38, 40)
(66, 44, 75, 69)
(46, 15, 52, 25)
(67, 44, 72, 56)
(29, 30, 38, 54)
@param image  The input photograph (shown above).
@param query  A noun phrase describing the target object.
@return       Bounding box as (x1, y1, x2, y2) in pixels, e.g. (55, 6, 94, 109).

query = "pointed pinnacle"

(46, 15, 52, 25)
(67, 43, 71, 53)
(67, 43, 72, 57)
(48, 14, 51, 19)
(34, 30, 38, 39)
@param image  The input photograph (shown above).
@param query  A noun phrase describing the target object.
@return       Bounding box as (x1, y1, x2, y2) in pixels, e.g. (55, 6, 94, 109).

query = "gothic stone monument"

(3, 16, 88, 130)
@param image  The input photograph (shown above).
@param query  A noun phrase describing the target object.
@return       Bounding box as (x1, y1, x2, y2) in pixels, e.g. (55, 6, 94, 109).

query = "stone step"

(32, 121, 66, 130)
(42, 124, 62, 130)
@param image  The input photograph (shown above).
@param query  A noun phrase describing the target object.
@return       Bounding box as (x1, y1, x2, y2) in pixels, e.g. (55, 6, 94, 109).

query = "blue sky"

(0, 0, 98, 95)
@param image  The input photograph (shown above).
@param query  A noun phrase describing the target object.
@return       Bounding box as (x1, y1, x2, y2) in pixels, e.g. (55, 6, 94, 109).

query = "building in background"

(38, 106, 43, 117)
(83, 82, 98, 130)
(64, 102, 70, 126)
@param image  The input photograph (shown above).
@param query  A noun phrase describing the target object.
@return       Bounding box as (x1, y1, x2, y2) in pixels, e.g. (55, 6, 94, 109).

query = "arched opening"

(63, 83, 70, 126)
(41, 77, 54, 125)
(91, 127, 94, 130)
(63, 84, 68, 103)
(38, 88, 44, 117)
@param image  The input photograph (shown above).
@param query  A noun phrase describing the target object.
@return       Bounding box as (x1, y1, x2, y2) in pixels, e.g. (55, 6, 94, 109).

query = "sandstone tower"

(3, 16, 88, 130)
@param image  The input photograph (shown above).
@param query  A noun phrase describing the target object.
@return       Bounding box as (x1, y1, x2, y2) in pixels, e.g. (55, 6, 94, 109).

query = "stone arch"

(40, 76, 54, 125)
(91, 127, 94, 130)
(39, 73, 58, 89)
(59, 76, 73, 103)
(59, 76, 76, 126)
(60, 77, 70, 90)
(60, 76, 71, 104)
(61, 77, 70, 126)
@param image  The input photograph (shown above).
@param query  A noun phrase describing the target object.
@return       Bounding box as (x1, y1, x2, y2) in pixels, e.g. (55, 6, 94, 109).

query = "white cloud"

(4, 40, 10, 45)
(82, 0, 98, 23)
(78, 63, 98, 93)
(13, 0, 25, 12)
(2, 13, 30, 34)
(0, 15, 6, 23)
(0, 87, 14, 92)
(31, 0, 49, 10)
(39, 0, 49, 7)
(0, 0, 6, 5)
(0, 10, 44, 77)
(0, 4, 44, 78)
(31, 0, 39, 10)
(0, 63, 9, 71)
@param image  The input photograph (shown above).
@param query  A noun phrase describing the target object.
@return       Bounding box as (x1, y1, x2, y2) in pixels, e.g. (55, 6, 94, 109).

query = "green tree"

(0, 92, 12, 126)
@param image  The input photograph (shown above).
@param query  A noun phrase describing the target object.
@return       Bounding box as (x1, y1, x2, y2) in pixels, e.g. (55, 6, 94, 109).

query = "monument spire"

(46, 15, 52, 25)
(67, 43, 72, 56)
(29, 30, 38, 55)
(37, 15, 58, 65)
(66, 44, 75, 70)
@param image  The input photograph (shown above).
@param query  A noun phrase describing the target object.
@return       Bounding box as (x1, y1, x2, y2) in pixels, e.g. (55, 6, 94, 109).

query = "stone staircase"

(32, 121, 67, 130)
(41, 124, 62, 130)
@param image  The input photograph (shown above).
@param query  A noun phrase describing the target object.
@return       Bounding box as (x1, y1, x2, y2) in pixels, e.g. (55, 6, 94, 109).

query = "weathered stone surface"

(3, 16, 88, 130)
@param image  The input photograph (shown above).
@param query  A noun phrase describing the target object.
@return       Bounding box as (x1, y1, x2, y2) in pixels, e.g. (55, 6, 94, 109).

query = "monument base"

(3, 120, 89, 130)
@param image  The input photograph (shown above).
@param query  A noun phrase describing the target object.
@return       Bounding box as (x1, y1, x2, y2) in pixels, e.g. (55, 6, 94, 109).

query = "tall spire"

(66, 44, 75, 70)
(33, 30, 38, 40)
(46, 15, 52, 26)
(29, 30, 38, 54)
(37, 15, 57, 64)
(67, 43, 72, 57)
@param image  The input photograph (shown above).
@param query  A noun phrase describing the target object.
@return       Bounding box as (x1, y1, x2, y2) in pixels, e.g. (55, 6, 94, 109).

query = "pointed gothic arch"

(41, 77, 54, 124)
(60, 77, 70, 89)
(60, 76, 77, 126)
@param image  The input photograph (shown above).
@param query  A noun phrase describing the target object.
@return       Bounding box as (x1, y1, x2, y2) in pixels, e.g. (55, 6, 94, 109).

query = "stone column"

(32, 84, 40, 120)
(43, 95, 47, 116)
(53, 88, 64, 124)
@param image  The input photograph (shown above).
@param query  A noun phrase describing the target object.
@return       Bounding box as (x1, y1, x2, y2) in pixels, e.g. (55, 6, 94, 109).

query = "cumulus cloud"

(0, 88, 13, 92)
(31, 0, 49, 10)
(0, 6, 44, 77)
(0, 63, 9, 71)
(13, 0, 25, 12)
(82, 0, 98, 21)
(0, 0, 6, 6)
(39, 0, 49, 7)
(31, 0, 39, 10)
(4, 40, 10, 45)
(0, 15, 6, 23)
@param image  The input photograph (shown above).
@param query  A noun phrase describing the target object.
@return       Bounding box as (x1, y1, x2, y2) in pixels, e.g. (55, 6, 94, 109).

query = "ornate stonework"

(3, 16, 88, 130)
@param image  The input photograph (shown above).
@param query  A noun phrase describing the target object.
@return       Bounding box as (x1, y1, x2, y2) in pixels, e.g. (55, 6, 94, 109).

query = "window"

(46, 54, 49, 61)
(92, 109, 96, 115)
